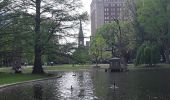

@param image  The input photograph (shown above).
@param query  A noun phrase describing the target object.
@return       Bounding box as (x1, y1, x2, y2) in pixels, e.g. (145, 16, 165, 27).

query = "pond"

(0, 68, 170, 100)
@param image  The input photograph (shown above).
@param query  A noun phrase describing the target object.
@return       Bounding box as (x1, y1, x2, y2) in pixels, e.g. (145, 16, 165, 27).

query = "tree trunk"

(94, 53, 99, 67)
(111, 47, 114, 58)
(32, 0, 44, 74)
(33, 47, 44, 74)
(95, 57, 98, 67)
(162, 0, 170, 64)
(164, 49, 170, 64)
(100, 50, 103, 64)
(12, 52, 22, 74)
(122, 57, 127, 69)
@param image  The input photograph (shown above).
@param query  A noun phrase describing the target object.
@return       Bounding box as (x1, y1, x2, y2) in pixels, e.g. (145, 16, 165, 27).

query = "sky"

(61, 0, 92, 44)
(82, 0, 92, 14)
(81, 0, 92, 42)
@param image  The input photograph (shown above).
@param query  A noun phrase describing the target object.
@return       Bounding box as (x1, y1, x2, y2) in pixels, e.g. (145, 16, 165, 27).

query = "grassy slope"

(0, 64, 92, 86)
(127, 64, 170, 69)
(44, 64, 92, 71)
(0, 64, 93, 73)
(1, 64, 169, 86)
(0, 73, 47, 85)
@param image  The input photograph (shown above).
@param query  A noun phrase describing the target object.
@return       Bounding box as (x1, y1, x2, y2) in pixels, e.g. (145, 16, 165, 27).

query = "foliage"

(95, 19, 134, 67)
(137, 0, 170, 41)
(96, 22, 116, 48)
(0, 72, 48, 85)
(72, 47, 90, 64)
(125, 0, 170, 64)
(90, 34, 106, 66)
(135, 42, 160, 66)
(0, 0, 88, 73)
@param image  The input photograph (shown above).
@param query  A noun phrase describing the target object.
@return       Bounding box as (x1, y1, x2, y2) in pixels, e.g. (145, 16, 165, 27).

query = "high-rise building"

(91, 0, 126, 36)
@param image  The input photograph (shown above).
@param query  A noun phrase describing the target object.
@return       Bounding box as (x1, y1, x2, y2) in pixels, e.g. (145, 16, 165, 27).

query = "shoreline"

(0, 64, 170, 89)
(0, 75, 62, 89)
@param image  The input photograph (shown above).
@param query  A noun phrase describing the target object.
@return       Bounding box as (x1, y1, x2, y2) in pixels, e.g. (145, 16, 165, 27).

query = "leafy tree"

(96, 22, 116, 57)
(135, 42, 160, 66)
(0, 0, 88, 74)
(90, 34, 106, 66)
(0, 2, 34, 72)
(135, 0, 170, 63)
(72, 47, 90, 64)
(12, 0, 87, 73)
(96, 19, 134, 67)
(31, 0, 88, 74)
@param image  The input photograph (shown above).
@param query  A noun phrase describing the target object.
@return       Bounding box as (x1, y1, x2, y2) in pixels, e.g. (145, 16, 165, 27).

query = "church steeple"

(78, 19, 84, 48)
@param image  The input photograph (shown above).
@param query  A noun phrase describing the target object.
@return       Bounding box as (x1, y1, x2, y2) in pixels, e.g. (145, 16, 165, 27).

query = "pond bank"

(0, 72, 54, 86)
(0, 75, 61, 89)
(0, 64, 170, 87)
(1, 68, 170, 100)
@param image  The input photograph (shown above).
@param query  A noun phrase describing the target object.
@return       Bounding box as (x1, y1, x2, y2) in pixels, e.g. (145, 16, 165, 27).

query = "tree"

(96, 22, 116, 57)
(90, 34, 106, 67)
(32, 0, 43, 74)
(8, 0, 86, 74)
(73, 47, 90, 64)
(0, 0, 34, 72)
(32, 0, 88, 74)
(96, 19, 134, 67)
(135, 42, 160, 66)
(135, 0, 170, 63)
(0, 0, 88, 74)
(124, 0, 170, 65)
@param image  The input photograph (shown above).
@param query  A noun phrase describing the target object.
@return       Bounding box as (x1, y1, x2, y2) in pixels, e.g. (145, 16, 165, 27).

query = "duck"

(72, 74, 76, 76)
(57, 75, 62, 78)
(110, 82, 119, 89)
(71, 85, 73, 91)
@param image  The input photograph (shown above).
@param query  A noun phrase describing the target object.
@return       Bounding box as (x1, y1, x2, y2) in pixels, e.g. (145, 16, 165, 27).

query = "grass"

(44, 64, 93, 71)
(0, 64, 93, 73)
(1, 63, 169, 86)
(127, 63, 170, 70)
(1, 63, 170, 73)
(0, 64, 92, 86)
(0, 72, 48, 85)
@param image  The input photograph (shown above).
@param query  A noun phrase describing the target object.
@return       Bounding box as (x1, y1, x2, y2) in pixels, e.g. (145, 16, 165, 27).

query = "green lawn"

(44, 64, 93, 71)
(0, 64, 170, 86)
(0, 67, 32, 73)
(0, 64, 93, 73)
(0, 72, 48, 85)
(128, 63, 170, 68)
(0, 64, 92, 86)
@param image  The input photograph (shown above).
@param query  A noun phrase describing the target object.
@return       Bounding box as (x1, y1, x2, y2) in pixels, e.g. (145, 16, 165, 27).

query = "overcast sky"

(81, 0, 92, 37)
(82, 0, 92, 14)
(61, 0, 92, 44)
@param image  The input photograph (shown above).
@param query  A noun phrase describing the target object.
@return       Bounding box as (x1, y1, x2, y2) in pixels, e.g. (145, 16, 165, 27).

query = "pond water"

(1, 68, 170, 100)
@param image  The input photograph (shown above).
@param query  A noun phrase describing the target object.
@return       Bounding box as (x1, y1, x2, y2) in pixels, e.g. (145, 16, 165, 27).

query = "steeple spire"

(78, 19, 84, 47)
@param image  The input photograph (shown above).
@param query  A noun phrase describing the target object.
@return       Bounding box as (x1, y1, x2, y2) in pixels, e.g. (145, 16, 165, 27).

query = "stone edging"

(0, 76, 61, 89)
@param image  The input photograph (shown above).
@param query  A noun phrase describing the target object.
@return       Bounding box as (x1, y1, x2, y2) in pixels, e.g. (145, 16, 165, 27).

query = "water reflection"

(1, 69, 170, 100)
(33, 84, 43, 100)
(54, 72, 95, 100)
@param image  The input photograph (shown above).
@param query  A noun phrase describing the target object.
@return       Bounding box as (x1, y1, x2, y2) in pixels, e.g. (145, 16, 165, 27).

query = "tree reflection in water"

(1, 69, 170, 100)
(33, 84, 43, 100)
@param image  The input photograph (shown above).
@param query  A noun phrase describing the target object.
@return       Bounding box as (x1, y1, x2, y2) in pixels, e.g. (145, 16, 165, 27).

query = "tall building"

(91, 0, 126, 36)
